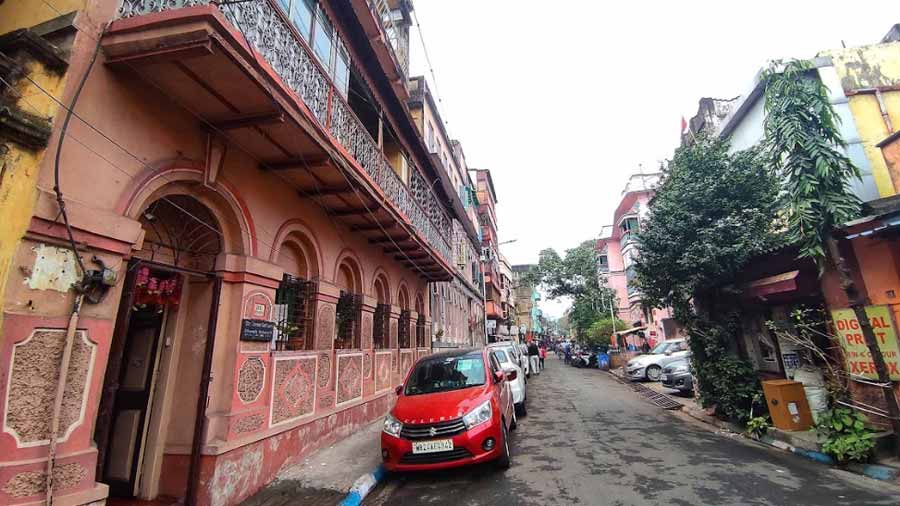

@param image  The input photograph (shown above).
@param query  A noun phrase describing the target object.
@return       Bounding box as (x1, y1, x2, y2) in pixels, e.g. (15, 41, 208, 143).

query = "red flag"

(681, 116, 688, 134)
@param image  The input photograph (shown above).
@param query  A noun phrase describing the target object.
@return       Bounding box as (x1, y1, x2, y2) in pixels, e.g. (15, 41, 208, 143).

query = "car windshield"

(493, 349, 510, 364)
(650, 341, 678, 354)
(405, 355, 486, 395)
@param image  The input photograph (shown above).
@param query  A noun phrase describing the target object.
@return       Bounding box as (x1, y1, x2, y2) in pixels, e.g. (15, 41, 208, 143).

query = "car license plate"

(660, 374, 669, 382)
(412, 439, 453, 454)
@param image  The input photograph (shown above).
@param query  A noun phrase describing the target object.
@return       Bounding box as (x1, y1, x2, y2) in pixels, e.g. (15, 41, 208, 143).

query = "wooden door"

(103, 307, 165, 497)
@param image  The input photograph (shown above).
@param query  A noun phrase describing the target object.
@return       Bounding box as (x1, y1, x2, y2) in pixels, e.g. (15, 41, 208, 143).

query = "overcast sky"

(407, 1, 893, 318)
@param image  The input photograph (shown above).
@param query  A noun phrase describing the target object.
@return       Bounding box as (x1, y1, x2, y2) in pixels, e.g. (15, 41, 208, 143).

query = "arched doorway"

(97, 193, 232, 504)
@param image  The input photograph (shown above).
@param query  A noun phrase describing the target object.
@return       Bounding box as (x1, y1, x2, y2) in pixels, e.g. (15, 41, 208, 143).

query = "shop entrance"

(95, 195, 224, 505)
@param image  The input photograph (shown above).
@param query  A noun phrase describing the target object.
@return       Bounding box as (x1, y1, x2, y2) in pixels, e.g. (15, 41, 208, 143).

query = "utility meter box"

(762, 379, 813, 431)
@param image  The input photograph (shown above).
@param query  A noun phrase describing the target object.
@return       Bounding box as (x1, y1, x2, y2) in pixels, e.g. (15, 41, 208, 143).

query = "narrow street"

(366, 357, 900, 506)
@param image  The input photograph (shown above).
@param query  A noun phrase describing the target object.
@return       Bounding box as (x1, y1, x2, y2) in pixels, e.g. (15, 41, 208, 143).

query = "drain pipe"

(46, 293, 84, 506)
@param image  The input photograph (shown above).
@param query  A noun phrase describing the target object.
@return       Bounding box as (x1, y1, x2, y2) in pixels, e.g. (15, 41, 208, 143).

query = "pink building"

(596, 174, 679, 349)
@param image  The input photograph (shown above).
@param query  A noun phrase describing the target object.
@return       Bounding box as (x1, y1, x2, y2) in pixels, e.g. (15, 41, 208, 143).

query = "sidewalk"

(241, 420, 383, 506)
(607, 369, 900, 483)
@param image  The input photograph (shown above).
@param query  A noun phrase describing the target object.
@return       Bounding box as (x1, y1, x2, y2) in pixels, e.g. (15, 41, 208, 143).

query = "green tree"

(763, 59, 900, 442)
(586, 317, 626, 349)
(635, 136, 781, 422)
(525, 240, 618, 339)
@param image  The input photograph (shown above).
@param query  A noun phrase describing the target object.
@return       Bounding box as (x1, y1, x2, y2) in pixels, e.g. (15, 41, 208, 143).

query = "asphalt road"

(365, 355, 900, 506)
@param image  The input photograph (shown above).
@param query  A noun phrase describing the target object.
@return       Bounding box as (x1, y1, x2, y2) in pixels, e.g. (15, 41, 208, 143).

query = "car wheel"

(496, 421, 511, 469)
(646, 365, 662, 381)
(516, 400, 527, 417)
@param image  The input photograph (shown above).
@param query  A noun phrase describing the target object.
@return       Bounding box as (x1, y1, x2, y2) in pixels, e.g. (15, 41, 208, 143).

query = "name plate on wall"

(240, 319, 275, 342)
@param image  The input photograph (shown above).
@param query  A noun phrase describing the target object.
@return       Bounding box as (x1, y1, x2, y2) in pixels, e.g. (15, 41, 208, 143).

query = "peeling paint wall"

(825, 42, 900, 197)
(0, 9, 72, 338)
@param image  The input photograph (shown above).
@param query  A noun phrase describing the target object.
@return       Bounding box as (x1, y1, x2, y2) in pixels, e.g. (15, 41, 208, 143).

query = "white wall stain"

(25, 244, 79, 292)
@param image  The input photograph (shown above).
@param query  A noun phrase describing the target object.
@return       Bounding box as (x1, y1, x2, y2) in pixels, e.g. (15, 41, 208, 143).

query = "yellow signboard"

(831, 305, 900, 381)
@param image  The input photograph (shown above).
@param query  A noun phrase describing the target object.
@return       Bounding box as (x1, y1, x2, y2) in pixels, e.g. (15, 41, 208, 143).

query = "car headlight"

(462, 400, 493, 430)
(383, 413, 402, 438)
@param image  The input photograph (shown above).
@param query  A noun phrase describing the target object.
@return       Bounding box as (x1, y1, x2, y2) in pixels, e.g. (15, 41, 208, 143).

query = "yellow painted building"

(824, 38, 900, 197)
(0, 0, 81, 332)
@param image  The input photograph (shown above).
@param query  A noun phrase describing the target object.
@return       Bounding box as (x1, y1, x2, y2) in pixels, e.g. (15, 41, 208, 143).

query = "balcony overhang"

(348, 0, 408, 102)
(103, 7, 452, 280)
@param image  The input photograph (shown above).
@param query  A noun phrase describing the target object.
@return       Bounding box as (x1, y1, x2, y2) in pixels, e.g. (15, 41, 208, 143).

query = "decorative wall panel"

(374, 351, 392, 392)
(4, 329, 96, 446)
(2, 463, 86, 498)
(399, 350, 414, 379)
(233, 413, 265, 434)
(335, 354, 363, 406)
(270, 356, 316, 426)
(237, 357, 265, 403)
(317, 304, 335, 350)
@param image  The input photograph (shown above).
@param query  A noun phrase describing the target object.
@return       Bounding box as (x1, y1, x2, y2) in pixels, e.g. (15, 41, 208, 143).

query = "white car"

(625, 339, 690, 381)
(518, 343, 531, 377)
(487, 343, 527, 416)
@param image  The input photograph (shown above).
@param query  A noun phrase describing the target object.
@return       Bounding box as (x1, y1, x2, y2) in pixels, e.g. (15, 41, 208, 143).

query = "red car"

(381, 348, 517, 471)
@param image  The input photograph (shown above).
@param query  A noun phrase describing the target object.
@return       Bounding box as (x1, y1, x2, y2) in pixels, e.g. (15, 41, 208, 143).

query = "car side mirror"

(506, 370, 518, 382)
(395, 385, 403, 396)
(494, 370, 505, 383)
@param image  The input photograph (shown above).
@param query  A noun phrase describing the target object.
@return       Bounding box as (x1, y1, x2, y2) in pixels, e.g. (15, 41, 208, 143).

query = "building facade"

(0, 1, 477, 505)
(473, 169, 503, 341)
(681, 25, 900, 428)
(407, 76, 484, 348)
(511, 264, 541, 342)
(596, 173, 678, 349)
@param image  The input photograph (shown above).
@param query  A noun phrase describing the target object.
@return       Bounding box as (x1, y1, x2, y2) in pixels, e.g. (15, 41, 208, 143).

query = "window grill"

(273, 274, 316, 350)
(373, 303, 390, 349)
(399, 310, 411, 348)
(416, 313, 426, 347)
(335, 291, 362, 349)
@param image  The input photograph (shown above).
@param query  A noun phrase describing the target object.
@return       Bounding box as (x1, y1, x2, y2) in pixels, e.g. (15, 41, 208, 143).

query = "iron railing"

(118, 0, 452, 263)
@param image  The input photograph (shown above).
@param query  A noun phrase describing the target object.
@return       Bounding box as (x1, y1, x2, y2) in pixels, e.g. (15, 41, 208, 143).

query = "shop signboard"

(831, 305, 900, 381)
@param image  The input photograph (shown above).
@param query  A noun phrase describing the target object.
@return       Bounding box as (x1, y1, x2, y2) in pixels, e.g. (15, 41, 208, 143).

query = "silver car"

(625, 339, 690, 381)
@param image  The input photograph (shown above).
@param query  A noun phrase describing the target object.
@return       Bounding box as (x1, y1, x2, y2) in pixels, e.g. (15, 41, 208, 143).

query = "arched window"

(335, 257, 362, 349)
(373, 273, 390, 349)
(273, 233, 318, 350)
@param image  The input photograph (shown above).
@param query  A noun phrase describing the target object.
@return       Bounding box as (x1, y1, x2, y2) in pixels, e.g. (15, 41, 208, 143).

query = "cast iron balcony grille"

(117, 0, 452, 263)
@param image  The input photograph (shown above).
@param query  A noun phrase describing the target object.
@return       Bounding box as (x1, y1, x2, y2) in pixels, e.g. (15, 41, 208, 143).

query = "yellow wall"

(0, 1, 76, 332)
(828, 43, 900, 197)
(0, 0, 85, 34)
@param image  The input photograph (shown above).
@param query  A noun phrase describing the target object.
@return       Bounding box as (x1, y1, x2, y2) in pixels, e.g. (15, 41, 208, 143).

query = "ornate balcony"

(112, 0, 452, 275)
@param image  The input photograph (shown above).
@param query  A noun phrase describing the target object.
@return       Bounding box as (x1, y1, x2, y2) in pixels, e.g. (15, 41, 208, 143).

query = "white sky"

(407, 1, 894, 317)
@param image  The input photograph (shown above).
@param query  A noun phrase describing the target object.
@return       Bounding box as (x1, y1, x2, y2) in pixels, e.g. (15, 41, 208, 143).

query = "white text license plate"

(412, 439, 453, 454)
(660, 374, 669, 382)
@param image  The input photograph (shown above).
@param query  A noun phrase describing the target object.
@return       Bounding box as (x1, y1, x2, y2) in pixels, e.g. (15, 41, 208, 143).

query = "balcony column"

(312, 281, 340, 412)
(360, 295, 377, 397)
(388, 304, 401, 384)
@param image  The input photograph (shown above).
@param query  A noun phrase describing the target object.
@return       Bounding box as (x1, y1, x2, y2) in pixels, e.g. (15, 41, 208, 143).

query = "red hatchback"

(381, 348, 517, 471)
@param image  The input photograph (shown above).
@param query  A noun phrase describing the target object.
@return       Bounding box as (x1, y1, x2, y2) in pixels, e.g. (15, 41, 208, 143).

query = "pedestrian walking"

(539, 345, 547, 370)
(527, 341, 540, 375)
(563, 342, 572, 365)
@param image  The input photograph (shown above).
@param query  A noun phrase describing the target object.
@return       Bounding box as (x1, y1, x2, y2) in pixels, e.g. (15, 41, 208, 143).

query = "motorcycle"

(570, 350, 597, 368)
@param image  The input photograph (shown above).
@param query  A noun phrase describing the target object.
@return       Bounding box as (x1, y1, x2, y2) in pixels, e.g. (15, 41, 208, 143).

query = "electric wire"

(50, 26, 105, 278)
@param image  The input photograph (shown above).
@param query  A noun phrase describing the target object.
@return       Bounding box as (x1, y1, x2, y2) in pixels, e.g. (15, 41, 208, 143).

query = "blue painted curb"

(339, 465, 387, 506)
(755, 434, 899, 482)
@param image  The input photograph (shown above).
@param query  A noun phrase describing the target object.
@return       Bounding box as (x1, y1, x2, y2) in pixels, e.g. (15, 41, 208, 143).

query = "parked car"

(502, 340, 528, 383)
(661, 358, 693, 394)
(518, 343, 531, 377)
(487, 342, 527, 416)
(625, 339, 690, 381)
(381, 348, 517, 472)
